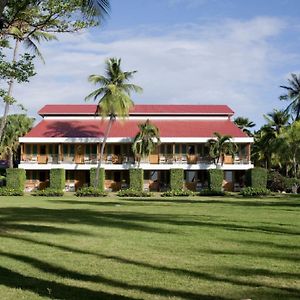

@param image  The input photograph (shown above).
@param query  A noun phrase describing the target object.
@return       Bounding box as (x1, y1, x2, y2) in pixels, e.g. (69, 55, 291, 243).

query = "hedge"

(208, 169, 223, 191)
(246, 167, 267, 189)
(129, 168, 144, 192)
(50, 169, 65, 190)
(170, 169, 184, 190)
(6, 168, 26, 190)
(90, 168, 105, 191)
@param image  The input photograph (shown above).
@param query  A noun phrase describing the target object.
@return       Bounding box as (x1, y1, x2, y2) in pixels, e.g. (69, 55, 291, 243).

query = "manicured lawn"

(0, 195, 299, 300)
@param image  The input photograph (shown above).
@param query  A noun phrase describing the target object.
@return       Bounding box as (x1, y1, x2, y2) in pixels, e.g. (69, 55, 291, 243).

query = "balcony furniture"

(31, 156, 38, 163)
(149, 154, 159, 164)
(187, 155, 197, 164)
(234, 156, 240, 164)
(63, 156, 74, 163)
(181, 155, 187, 164)
(84, 156, 91, 164)
(166, 155, 173, 164)
(224, 155, 233, 164)
(159, 156, 166, 164)
(37, 155, 48, 164)
(106, 155, 112, 164)
(112, 154, 121, 164)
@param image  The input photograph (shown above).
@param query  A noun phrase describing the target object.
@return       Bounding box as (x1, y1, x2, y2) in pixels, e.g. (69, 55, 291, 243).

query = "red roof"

(24, 119, 247, 138)
(38, 104, 234, 116)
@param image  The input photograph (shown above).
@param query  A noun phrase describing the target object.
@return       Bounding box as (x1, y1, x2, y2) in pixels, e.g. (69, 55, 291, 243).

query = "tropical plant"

(263, 109, 290, 134)
(280, 73, 300, 121)
(85, 57, 142, 186)
(234, 116, 255, 136)
(206, 132, 238, 165)
(132, 119, 160, 167)
(0, 114, 34, 167)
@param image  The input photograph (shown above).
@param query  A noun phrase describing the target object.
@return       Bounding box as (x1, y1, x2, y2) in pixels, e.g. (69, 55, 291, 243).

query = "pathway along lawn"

(0, 195, 299, 300)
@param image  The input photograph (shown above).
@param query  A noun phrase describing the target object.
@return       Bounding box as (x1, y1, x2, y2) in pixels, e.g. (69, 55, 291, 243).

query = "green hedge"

(208, 169, 223, 191)
(129, 168, 144, 192)
(246, 167, 267, 188)
(170, 169, 183, 190)
(90, 168, 105, 191)
(50, 169, 65, 190)
(6, 168, 26, 190)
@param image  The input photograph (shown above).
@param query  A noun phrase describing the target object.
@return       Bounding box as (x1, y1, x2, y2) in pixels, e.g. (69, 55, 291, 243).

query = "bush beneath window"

(161, 189, 195, 197)
(32, 188, 64, 197)
(117, 188, 152, 197)
(0, 187, 23, 196)
(198, 189, 225, 196)
(75, 187, 108, 197)
(6, 168, 26, 190)
(246, 167, 267, 189)
(240, 187, 271, 197)
(208, 169, 223, 191)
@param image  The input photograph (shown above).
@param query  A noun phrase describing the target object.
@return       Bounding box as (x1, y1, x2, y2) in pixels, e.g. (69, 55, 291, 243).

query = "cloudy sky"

(11, 0, 300, 126)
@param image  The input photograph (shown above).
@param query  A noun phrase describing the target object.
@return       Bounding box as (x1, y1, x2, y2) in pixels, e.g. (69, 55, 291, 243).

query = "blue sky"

(13, 0, 300, 127)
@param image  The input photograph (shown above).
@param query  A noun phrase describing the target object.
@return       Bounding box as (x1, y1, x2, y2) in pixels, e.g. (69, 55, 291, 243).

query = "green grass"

(0, 195, 299, 300)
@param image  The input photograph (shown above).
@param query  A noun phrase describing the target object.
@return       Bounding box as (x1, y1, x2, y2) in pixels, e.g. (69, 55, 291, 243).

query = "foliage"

(280, 73, 300, 121)
(75, 186, 108, 197)
(132, 119, 160, 167)
(0, 187, 23, 196)
(208, 169, 223, 191)
(129, 168, 144, 192)
(246, 167, 267, 189)
(169, 168, 184, 190)
(85, 57, 142, 187)
(283, 177, 300, 193)
(161, 189, 195, 197)
(240, 187, 271, 197)
(90, 167, 104, 191)
(117, 188, 152, 197)
(264, 109, 290, 134)
(32, 188, 64, 197)
(0, 114, 34, 167)
(267, 171, 286, 192)
(234, 116, 255, 136)
(199, 189, 226, 196)
(6, 168, 25, 190)
(206, 132, 237, 165)
(50, 169, 65, 190)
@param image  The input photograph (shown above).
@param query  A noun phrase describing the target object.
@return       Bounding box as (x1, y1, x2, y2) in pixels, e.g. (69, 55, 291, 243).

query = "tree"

(234, 116, 255, 136)
(280, 73, 300, 121)
(0, 114, 34, 167)
(264, 109, 290, 134)
(206, 132, 237, 166)
(132, 119, 160, 167)
(85, 57, 142, 187)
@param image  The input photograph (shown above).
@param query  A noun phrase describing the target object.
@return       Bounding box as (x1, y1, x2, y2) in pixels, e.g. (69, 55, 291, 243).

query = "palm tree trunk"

(94, 115, 115, 188)
(0, 39, 19, 142)
(8, 148, 13, 168)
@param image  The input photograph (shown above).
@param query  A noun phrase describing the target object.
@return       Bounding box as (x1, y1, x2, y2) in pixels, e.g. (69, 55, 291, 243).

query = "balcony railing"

(21, 154, 251, 165)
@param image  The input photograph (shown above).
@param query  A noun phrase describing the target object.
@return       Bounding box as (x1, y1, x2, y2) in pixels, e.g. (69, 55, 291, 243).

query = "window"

(187, 145, 195, 155)
(182, 144, 186, 154)
(175, 144, 180, 154)
(91, 144, 97, 155)
(166, 144, 173, 154)
(85, 145, 91, 155)
(70, 145, 75, 155)
(26, 144, 31, 155)
(63, 144, 68, 155)
(40, 145, 46, 155)
(32, 144, 38, 155)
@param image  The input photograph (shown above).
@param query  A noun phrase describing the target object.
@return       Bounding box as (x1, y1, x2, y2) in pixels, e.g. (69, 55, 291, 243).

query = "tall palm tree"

(0, 114, 34, 167)
(206, 132, 237, 166)
(86, 57, 142, 187)
(264, 109, 290, 134)
(234, 117, 255, 136)
(132, 119, 160, 167)
(280, 73, 300, 121)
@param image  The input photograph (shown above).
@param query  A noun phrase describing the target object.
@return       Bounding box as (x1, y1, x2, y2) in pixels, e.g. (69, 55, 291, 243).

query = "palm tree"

(206, 132, 237, 166)
(132, 119, 160, 167)
(280, 73, 300, 121)
(264, 109, 290, 134)
(85, 57, 142, 187)
(0, 114, 34, 167)
(234, 117, 255, 136)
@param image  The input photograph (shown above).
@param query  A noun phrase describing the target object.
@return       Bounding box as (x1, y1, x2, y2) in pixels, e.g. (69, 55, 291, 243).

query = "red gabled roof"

(24, 119, 247, 138)
(38, 104, 234, 116)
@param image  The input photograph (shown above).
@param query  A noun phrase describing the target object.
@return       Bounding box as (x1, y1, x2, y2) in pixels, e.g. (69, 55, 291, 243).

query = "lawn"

(0, 195, 299, 300)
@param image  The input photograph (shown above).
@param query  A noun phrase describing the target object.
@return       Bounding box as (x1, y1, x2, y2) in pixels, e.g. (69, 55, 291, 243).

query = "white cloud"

(11, 16, 298, 126)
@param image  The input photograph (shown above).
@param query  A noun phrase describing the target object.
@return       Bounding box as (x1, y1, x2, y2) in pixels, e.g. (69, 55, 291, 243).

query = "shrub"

(0, 187, 23, 196)
(170, 169, 184, 190)
(129, 168, 144, 192)
(246, 167, 267, 188)
(75, 187, 108, 197)
(240, 187, 271, 197)
(267, 171, 285, 192)
(161, 189, 195, 197)
(117, 188, 152, 197)
(50, 169, 65, 190)
(90, 168, 105, 191)
(208, 169, 223, 191)
(32, 188, 64, 197)
(199, 189, 225, 196)
(6, 168, 26, 190)
(284, 177, 300, 193)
